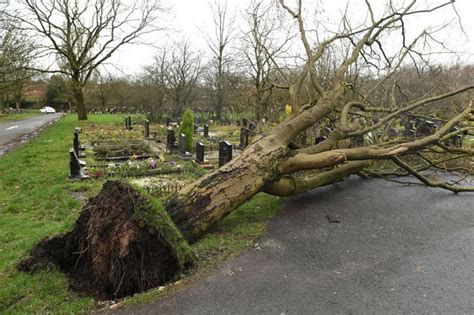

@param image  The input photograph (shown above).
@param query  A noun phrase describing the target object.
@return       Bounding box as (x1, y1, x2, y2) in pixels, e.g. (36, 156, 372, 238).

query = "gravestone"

(144, 120, 150, 138)
(315, 136, 327, 145)
(73, 130, 86, 157)
(69, 149, 88, 180)
(179, 133, 187, 155)
(165, 117, 171, 127)
(242, 118, 248, 128)
(127, 116, 132, 130)
(195, 142, 205, 164)
(219, 140, 233, 167)
(166, 128, 176, 149)
(124, 117, 128, 129)
(178, 133, 192, 158)
(204, 124, 209, 137)
(239, 127, 250, 148)
(69, 149, 81, 178)
(248, 121, 256, 131)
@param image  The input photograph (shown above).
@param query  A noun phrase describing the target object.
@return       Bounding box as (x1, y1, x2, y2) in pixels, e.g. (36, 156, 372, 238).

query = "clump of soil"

(19, 180, 190, 299)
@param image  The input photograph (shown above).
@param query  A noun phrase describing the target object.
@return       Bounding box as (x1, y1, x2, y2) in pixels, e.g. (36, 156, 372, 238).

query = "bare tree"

(23, 0, 474, 299)
(241, 0, 291, 120)
(4, 0, 163, 120)
(206, 0, 236, 121)
(0, 21, 35, 113)
(149, 42, 201, 116)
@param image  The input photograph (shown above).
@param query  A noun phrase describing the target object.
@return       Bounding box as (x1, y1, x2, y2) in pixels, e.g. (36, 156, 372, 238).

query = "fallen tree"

(20, 0, 473, 298)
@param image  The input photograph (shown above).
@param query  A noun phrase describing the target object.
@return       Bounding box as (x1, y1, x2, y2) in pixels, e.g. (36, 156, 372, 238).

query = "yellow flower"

(285, 104, 292, 114)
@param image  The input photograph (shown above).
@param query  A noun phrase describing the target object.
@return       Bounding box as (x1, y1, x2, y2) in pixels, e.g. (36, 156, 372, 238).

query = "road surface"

(0, 113, 63, 155)
(115, 176, 474, 314)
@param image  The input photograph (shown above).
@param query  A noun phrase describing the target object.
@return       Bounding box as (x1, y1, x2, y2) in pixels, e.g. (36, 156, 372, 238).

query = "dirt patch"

(19, 180, 182, 299)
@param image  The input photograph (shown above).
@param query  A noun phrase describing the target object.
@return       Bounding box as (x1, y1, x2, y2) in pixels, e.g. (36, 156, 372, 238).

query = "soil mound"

(19, 180, 185, 299)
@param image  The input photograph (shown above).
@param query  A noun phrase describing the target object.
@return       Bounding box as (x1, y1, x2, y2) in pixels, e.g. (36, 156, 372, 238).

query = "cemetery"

(0, 0, 473, 313)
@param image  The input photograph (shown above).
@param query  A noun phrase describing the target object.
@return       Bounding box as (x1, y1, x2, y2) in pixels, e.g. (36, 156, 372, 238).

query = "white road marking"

(6, 125, 18, 130)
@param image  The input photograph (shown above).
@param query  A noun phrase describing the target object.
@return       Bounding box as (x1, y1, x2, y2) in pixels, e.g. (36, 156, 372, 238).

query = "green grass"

(0, 111, 41, 123)
(0, 113, 282, 313)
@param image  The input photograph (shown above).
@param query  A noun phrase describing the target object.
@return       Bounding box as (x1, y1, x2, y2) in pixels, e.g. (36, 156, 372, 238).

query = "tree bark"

(71, 81, 88, 120)
(167, 134, 289, 242)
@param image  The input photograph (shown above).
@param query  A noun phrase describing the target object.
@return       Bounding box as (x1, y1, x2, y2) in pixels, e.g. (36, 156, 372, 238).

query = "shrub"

(179, 109, 194, 152)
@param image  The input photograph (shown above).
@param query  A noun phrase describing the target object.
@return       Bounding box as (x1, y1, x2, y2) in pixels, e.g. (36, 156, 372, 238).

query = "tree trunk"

(167, 135, 289, 242)
(71, 81, 88, 120)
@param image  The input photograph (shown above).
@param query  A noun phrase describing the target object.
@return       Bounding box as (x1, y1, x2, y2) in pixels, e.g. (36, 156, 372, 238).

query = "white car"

(40, 106, 56, 114)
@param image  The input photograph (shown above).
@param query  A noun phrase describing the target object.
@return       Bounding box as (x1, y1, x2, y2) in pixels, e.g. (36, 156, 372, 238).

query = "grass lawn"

(0, 111, 42, 123)
(0, 114, 281, 313)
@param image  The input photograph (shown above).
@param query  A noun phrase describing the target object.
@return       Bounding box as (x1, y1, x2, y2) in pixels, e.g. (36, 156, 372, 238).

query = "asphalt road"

(116, 176, 474, 315)
(0, 113, 63, 153)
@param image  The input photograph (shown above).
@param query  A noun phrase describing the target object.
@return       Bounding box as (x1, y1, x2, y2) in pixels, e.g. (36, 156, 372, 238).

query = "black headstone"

(127, 116, 132, 130)
(242, 118, 248, 128)
(248, 121, 256, 130)
(179, 133, 187, 155)
(240, 127, 250, 148)
(69, 148, 81, 178)
(195, 142, 205, 164)
(144, 120, 150, 138)
(166, 128, 176, 149)
(73, 130, 80, 155)
(219, 140, 233, 167)
(315, 136, 327, 145)
(204, 124, 209, 137)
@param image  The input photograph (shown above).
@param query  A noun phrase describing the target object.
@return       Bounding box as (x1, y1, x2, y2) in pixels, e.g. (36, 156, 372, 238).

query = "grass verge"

(0, 114, 281, 313)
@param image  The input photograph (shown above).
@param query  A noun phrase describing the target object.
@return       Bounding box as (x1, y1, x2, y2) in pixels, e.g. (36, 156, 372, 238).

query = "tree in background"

(0, 20, 35, 113)
(44, 75, 68, 109)
(206, 0, 236, 121)
(4, 0, 164, 120)
(149, 43, 201, 117)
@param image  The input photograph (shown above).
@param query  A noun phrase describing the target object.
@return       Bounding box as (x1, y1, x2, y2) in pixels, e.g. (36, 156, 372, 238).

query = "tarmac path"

(115, 176, 474, 315)
(0, 113, 63, 156)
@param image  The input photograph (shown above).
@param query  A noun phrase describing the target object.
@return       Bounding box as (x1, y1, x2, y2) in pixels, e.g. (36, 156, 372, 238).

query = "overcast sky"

(103, 0, 474, 75)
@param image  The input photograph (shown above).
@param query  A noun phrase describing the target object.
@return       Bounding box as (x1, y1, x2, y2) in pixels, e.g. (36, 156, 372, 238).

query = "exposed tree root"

(18, 181, 191, 299)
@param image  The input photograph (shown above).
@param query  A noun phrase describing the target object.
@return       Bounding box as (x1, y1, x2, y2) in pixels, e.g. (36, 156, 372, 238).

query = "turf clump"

(18, 180, 192, 299)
